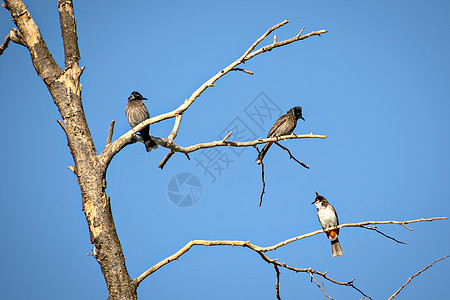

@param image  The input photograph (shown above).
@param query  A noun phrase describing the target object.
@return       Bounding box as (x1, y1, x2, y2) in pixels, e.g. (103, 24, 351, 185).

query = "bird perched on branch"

(312, 192, 343, 257)
(125, 91, 158, 152)
(256, 106, 304, 164)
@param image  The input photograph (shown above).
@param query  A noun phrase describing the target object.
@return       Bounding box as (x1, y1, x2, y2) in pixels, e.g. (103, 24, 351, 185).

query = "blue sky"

(1, 0, 449, 299)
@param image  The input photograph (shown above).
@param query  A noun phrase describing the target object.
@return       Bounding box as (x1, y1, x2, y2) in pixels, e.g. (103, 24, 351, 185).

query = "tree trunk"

(4, 0, 136, 298)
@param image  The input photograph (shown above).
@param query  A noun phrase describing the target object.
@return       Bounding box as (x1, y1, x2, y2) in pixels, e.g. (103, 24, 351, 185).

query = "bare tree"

(2, 1, 447, 299)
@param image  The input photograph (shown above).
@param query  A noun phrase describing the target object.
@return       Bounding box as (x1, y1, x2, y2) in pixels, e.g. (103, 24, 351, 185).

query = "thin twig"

(350, 283, 372, 300)
(387, 256, 449, 300)
(57, 120, 66, 133)
(276, 260, 372, 299)
(296, 27, 305, 37)
(260, 160, 266, 206)
(274, 264, 281, 300)
(106, 120, 115, 145)
(274, 141, 309, 169)
(402, 223, 414, 231)
(168, 114, 183, 141)
(257, 251, 370, 299)
(230, 68, 254, 75)
(162, 114, 184, 164)
(254, 146, 266, 206)
(309, 273, 334, 300)
(158, 150, 175, 169)
(0, 30, 12, 55)
(221, 131, 233, 142)
(361, 225, 407, 244)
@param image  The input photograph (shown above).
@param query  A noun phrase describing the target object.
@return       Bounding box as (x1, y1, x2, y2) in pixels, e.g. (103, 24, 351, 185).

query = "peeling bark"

(3, 1, 136, 299)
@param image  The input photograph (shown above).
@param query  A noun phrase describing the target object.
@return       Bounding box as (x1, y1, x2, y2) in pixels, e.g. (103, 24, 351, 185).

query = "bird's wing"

(126, 102, 150, 127)
(141, 102, 150, 119)
(267, 113, 289, 137)
(331, 205, 340, 234)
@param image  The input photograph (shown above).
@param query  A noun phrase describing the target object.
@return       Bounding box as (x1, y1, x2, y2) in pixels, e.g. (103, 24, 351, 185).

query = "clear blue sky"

(1, 1, 449, 299)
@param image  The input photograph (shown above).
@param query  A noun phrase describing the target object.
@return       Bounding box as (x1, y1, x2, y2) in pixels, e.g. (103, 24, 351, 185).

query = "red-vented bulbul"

(312, 192, 343, 258)
(256, 106, 304, 164)
(125, 91, 158, 152)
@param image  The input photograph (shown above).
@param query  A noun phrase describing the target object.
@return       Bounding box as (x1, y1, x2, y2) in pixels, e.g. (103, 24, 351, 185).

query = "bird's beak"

(311, 200, 316, 205)
(301, 116, 305, 121)
(142, 97, 148, 100)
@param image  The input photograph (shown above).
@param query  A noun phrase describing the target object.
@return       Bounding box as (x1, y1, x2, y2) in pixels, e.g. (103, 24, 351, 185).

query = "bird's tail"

(145, 138, 158, 152)
(256, 142, 273, 164)
(331, 238, 343, 257)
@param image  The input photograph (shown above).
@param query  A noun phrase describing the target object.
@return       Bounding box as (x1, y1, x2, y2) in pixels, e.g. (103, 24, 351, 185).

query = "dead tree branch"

(102, 130, 326, 171)
(0, 28, 25, 55)
(387, 256, 449, 300)
(231, 68, 254, 75)
(158, 150, 175, 169)
(274, 141, 309, 169)
(265, 217, 446, 252)
(132, 239, 369, 299)
(360, 225, 407, 244)
(309, 273, 334, 300)
(133, 217, 445, 298)
(168, 114, 182, 140)
(154, 133, 326, 155)
(274, 264, 281, 300)
(155, 133, 325, 169)
(254, 145, 266, 206)
(259, 156, 266, 206)
(99, 20, 327, 171)
(256, 139, 311, 207)
(274, 259, 372, 299)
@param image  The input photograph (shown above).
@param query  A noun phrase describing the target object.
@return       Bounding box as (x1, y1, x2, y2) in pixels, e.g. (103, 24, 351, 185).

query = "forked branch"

(274, 141, 309, 169)
(0, 28, 26, 56)
(133, 217, 446, 299)
(256, 141, 310, 206)
(99, 19, 327, 170)
(265, 217, 446, 252)
(132, 239, 368, 299)
(99, 128, 326, 171)
(309, 273, 334, 300)
(155, 133, 326, 169)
